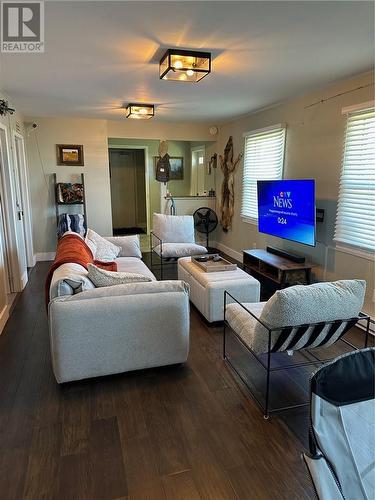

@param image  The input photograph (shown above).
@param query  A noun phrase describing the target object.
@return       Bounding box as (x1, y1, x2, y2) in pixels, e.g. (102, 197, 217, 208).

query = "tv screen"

(257, 179, 316, 246)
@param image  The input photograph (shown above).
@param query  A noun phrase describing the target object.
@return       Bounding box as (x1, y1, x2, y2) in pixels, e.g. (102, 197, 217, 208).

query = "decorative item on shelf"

(125, 103, 154, 119)
(56, 182, 84, 204)
(57, 144, 84, 166)
(0, 99, 15, 116)
(159, 49, 211, 82)
(219, 136, 243, 232)
(155, 140, 170, 183)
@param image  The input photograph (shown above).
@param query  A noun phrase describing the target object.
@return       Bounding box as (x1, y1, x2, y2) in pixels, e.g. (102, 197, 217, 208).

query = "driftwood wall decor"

(219, 136, 243, 232)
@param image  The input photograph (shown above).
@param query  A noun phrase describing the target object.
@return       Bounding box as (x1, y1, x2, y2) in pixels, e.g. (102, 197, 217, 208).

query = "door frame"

(0, 122, 26, 291)
(191, 145, 206, 196)
(12, 132, 35, 268)
(108, 145, 150, 234)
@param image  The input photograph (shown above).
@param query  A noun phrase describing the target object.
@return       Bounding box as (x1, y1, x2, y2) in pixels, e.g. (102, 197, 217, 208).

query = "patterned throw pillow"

(85, 228, 120, 261)
(87, 264, 152, 287)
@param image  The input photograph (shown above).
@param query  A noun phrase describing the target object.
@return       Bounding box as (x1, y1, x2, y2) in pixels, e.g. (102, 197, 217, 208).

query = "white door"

(12, 136, 28, 284)
(0, 125, 28, 291)
(191, 147, 206, 195)
(14, 134, 33, 268)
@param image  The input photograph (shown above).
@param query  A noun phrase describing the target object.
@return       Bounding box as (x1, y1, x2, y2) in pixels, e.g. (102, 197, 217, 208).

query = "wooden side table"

(243, 249, 314, 299)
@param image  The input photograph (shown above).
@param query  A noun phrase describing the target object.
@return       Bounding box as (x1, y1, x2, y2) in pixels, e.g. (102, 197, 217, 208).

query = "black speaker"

(266, 246, 305, 264)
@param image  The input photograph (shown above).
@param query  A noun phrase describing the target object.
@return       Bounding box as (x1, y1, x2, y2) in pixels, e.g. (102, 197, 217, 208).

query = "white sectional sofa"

(48, 235, 190, 383)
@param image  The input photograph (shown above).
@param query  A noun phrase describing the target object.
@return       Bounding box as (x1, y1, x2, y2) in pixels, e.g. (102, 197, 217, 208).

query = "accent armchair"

(223, 279, 370, 418)
(151, 213, 207, 279)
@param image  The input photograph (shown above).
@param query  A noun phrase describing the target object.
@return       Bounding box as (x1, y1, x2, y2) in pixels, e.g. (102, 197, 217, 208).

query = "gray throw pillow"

(105, 235, 142, 259)
(252, 280, 366, 353)
(87, 264, 151, 287)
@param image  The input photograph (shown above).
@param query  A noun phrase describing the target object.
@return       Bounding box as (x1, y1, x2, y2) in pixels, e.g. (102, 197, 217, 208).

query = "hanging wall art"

(219, 136, 243, 232)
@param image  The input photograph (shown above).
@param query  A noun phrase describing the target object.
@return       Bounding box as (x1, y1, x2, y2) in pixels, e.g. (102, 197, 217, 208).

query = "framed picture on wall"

(57, 144, 84, 166)
(169, 156, 184, 180)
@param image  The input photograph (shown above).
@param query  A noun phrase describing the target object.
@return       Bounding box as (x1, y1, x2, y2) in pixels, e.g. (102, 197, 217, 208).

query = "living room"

(0, 1, 374, 499)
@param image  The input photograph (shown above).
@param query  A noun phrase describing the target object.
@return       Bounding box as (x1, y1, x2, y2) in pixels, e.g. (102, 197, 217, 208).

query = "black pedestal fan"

(193, 207, 218, 249)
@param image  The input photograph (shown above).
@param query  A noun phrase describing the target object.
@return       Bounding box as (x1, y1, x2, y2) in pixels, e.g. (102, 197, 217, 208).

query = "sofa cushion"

(88, 264, 151, 287)
(116, 257, 156, 281)
(49, 263, 95, 300)
(105, 235, 142, 259)
(153, 213, 195, 243)
(226, 302, 267, 352)
(154, 243, 207, 258)
(85, 228, 121, 261)
(257, 279, 366, 332)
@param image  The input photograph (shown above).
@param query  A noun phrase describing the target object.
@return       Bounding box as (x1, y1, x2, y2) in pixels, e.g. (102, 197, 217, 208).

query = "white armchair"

(151, 213, 207, 279)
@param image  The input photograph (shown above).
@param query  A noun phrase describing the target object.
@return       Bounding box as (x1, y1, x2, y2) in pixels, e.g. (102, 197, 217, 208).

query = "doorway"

(191, 147, 206, 196)
(109, 148, 147, 235)
(13, 133, 34, 268)
(0, 124, 28, 292)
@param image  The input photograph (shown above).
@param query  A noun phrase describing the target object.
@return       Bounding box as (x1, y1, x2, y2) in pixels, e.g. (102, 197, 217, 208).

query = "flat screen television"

(257, 179, 316, 246)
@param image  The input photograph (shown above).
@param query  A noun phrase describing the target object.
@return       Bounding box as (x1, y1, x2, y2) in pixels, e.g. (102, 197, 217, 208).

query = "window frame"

(241, 123, 286, 225)
(334, 104, 375, 260)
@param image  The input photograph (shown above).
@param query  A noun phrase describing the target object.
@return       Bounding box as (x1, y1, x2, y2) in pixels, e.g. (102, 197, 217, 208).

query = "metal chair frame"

(150, 231, 180, 280)
(223, 290, 371, 419)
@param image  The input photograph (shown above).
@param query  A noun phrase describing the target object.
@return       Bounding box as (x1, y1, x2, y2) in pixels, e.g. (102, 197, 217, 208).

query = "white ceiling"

(1, 1, 374, 122)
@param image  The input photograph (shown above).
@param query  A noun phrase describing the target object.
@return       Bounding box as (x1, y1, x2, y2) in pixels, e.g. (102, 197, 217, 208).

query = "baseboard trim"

(35, 252, 55, 262)
(0, 304, 9, 335)
(212, 241, 243, 263)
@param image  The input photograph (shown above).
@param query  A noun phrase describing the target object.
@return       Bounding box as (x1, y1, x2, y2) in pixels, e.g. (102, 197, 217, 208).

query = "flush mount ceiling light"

(159, 49, 211, 82)
(125, 103, 154, 119)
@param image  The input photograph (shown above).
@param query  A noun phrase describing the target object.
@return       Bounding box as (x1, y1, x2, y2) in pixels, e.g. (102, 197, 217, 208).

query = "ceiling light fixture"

(159, 49, 211, 82)
(125, 103, 154, 119)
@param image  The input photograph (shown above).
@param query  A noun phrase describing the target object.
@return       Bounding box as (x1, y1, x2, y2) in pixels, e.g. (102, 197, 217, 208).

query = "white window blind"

(334, 108, 375, 252)
(241, 125, 286, 221)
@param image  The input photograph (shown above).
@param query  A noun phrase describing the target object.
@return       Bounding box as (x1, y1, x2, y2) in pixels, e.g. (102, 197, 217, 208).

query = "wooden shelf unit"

(243, 249, 314, 298)
(53, 172, 86, 226)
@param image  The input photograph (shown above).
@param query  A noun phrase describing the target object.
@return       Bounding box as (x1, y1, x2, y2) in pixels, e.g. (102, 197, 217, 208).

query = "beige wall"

(25, 117, 112, 253)
(213, 71, 375, 314)
(26, 118, 216, 253)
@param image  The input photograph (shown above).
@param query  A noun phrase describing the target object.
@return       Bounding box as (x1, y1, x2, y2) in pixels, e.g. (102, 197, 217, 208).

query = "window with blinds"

(241, 125, 286, 221)
(334, 108, 375, 252)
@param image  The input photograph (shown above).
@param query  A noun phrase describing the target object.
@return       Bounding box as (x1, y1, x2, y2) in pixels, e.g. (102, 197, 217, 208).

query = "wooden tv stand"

(243, 249, 314, 294)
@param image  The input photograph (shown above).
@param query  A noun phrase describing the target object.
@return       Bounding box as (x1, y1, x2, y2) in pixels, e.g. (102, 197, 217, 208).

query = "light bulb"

(174, 60, 183, 69)
(139, 108, 147, 115)
(186, 70, 194, 77)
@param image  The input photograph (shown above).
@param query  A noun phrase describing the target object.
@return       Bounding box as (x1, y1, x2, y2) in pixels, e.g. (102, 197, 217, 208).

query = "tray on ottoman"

(192, 254, 237, 272)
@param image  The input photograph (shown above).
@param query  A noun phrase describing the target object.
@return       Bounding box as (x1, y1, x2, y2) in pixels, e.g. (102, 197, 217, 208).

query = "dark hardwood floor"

(0, 258, 371, 499)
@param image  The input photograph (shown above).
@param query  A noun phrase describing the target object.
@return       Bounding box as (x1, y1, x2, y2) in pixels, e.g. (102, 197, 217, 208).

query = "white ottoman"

(178, 257, 260, 322)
